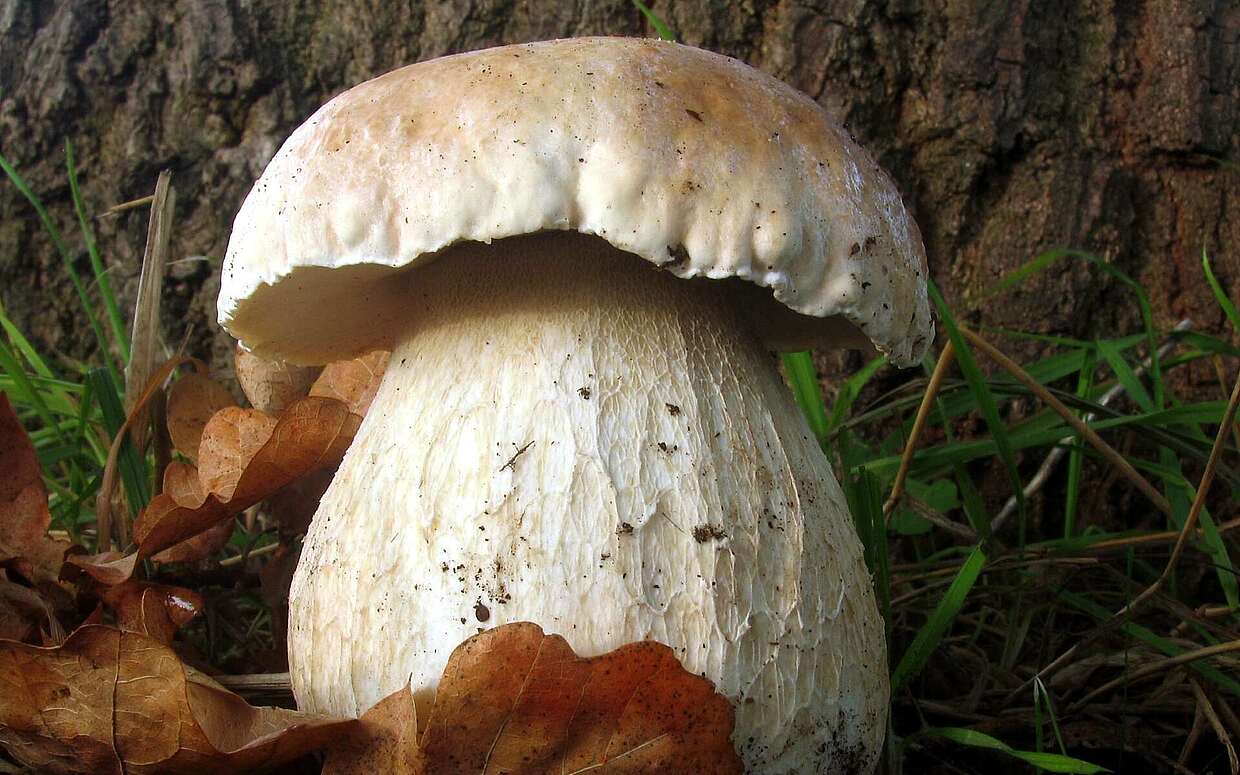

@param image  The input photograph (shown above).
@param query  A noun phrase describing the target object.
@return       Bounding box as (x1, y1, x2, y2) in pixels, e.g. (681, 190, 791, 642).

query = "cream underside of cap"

(219, 36, 932, 366)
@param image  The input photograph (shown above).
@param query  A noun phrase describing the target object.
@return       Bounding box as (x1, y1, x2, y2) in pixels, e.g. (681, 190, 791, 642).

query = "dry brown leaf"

(94, 355, 199, 553)
(323, 684, 421, 775)
(70, 396, 361, 586)
(152, 519, 234, 565)
(99, 581, 204, 645)
(310, 349, 390, 416)
(235, 344, 321, 414)
(161, 458, 210, 506)
(64, 551, 140, 586)
(0, 395, 67, 583)
(166, 373, 237, 463)
(146, 455, 232, 565)
(135, 396, 360, 556)
(0, 624, 354, 774)
(197, 407, 280, 499)
(323, 622, 742, 775)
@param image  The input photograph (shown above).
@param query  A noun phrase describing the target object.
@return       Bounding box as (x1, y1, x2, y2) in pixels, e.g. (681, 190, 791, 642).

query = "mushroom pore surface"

(288, 233, 886, 772)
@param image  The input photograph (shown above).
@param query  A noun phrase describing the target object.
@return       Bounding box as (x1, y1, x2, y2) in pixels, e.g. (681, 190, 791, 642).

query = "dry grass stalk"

(97, 194, 154, 218)
(884, 339, 955, 521)
(1190, 679, 1239, 774)
(958, 326, 1175, 520)
(1068, 639, 1240, 712)
(95, 356, 200, 551)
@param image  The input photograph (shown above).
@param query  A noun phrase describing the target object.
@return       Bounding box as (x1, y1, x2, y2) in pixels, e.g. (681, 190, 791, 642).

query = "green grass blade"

(66, 139, 130, 364)
(987, 248, 1162, 409)
(1034, 677, 1070, 756)
(954, 465, 989, 538)
(1206, 155, 1240, 173)
(1061, 591, 1240, 697)
(1202, 248, 1240, 332)
(827, 355, 886, 434)
(930, 280, 1025, 539)
(1064, 348, 1095, 537)
(0, 302, 79, 418)
(73, 375, 102, 460)
(920, 352, 991, 540)
(862, 401, 1230, 478)
(782, 351, 830, 450)
(983, 325, 1094, 349)
(918, 728, 1107, 773)
(632, 0, 676, 41)
(930, 344, 1107, 424)
(891, 544, 987, 691)
(86, 367, 147, 519)
(0, 150, 124, 391)
(844, 468, 890, 632)
(1096, 338, 1153, 413)
(0, 335, 70, 449)
(0, 298, 55, 380)
(1197, 506, 1238, 609)
(1171, 330, 1240, 358)
(1161, 448, 1238, 609)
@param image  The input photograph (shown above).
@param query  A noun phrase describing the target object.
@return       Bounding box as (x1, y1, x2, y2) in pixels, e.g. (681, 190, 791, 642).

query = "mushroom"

(219, 37, 931, 774)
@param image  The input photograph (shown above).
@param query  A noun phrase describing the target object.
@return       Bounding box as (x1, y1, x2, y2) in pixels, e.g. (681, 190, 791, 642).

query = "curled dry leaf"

(0, 395, 68, 583)
(70, 397, 360, 585)
(98, 581, 204, 645)
(137, 397, 360, 554)
(310, 349, 390, 416)
(323, 622, 742, 775)
(235, 344, 321, 414)
(0, 625, 354, 774)
(63, 551, 139, 587)
(197, 407, 280, 499)
(151, 519, 234, 565)
(166, 373, 237, 463)
(324, 685, 420, 775)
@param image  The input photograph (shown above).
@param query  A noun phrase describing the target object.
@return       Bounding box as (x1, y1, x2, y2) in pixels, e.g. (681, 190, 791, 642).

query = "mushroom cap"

(219, 36, 932, 366)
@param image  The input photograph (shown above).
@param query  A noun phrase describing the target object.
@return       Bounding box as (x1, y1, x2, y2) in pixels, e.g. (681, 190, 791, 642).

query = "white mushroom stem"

(288, 234, 887, 772)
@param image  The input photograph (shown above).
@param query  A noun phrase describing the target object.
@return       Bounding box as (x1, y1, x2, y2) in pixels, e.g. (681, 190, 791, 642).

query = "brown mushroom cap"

(219, 36, 932, 366)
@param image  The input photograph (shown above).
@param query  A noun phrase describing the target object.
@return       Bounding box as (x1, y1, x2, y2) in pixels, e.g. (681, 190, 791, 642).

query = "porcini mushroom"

(220, 37, 931, 773)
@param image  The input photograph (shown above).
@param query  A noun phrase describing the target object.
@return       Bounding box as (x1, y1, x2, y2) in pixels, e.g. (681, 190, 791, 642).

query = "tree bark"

(1, 0, 1237, 382)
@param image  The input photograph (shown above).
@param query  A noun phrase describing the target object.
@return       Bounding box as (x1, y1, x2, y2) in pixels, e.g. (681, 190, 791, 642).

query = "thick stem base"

(289, 234, 886, 772)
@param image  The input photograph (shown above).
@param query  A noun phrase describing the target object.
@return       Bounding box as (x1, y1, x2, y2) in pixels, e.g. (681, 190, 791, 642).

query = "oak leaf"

(324, 685, 420, 774)
(0, 625, 354, 774)
(166, 372, 237, 463)
(98, 581, 204, 645)
(136, 397, 359, 553)
(309, 349, 390, 416)
(152, 519, 234, 565)
(234, 344, 321, 414)
(63, 551, 139, 587)
(70, 396, 360, 584)
(323, 622, 742, 775)
(0, 395, 68, 583)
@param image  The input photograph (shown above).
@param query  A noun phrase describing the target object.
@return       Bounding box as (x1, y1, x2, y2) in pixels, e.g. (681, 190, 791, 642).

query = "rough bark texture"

(1, 1, 1237, 378)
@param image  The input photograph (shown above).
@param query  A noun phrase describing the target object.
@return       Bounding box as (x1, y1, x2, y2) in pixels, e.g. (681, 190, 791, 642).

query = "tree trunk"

(1, 1, 1237, 383)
